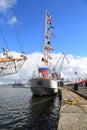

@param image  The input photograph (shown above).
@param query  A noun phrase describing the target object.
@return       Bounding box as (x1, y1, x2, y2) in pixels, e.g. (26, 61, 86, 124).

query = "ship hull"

(29, 78, 58, 96)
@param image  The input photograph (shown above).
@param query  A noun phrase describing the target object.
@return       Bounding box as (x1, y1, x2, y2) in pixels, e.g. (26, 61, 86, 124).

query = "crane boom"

(52, 53, 69, 73)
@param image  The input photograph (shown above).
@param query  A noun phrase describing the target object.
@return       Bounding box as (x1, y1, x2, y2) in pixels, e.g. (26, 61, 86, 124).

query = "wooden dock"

(57, 87, 87, 130)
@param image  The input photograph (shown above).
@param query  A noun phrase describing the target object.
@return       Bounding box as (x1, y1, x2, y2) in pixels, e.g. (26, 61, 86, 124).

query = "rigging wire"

(7, 7, 25, 54)
(0, 0, 26, 56)
(0, 27, 9, 51)
(0, 41, 3, 51)
(12, 23, 25, 53)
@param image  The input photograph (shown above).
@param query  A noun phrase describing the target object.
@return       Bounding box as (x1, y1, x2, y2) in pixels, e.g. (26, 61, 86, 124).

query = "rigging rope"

(6, 4, 25, 54)
(12, 23, 25, 53)
(0, 41, 3, 51)
(0, 27, 9, 51)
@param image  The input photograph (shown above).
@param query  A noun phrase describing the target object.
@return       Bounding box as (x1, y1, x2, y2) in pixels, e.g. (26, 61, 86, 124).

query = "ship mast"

(38, 11, 54, 79)
(41, 11, 54, 66)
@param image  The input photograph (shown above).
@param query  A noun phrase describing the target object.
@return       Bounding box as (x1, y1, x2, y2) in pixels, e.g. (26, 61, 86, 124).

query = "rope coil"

(63, 98, 76, 105)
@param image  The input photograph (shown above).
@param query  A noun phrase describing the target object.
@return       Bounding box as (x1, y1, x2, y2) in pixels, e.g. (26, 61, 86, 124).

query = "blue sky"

(0, 0, 87, 83)
(0, 0, 87, 56)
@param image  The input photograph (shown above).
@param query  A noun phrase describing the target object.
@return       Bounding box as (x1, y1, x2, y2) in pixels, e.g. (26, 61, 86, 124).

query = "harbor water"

(0, 86, 61, 130)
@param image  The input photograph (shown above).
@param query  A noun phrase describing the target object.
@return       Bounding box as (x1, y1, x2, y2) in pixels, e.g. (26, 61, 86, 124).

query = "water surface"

(0, 86, 61, 130)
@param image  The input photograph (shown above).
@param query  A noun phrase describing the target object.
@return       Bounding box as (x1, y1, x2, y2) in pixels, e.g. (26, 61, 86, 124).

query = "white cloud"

(1, 51, 87, 84)
(0, 0, 17, 12)
(0, 0, 18, 25)
(8, 16, 18, 24)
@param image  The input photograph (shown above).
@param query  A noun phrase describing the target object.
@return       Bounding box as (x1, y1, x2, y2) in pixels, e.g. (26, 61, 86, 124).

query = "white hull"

(29, 77, 58, 96)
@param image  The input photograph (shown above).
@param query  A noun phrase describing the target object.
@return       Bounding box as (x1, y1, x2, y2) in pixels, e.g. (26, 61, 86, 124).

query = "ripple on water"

(0, 87, 61, 130)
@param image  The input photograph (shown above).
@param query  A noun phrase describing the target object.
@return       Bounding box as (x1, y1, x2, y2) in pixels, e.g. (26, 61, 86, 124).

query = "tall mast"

(41, 11, 54, 66)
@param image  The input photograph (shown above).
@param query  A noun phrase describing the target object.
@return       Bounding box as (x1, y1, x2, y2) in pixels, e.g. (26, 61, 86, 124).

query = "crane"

(51, 53, 69, 79)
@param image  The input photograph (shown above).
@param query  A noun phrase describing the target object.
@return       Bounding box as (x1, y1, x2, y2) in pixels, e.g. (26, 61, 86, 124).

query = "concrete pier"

(58, 87, 87, 130)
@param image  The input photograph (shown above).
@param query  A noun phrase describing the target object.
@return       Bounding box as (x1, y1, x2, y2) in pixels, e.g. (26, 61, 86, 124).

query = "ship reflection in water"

(28, 93, 62, 130)
(0, 87, 62, 130)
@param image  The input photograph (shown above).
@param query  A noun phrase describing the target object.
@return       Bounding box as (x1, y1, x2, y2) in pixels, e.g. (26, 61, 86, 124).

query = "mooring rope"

(30, 93, 61, 106)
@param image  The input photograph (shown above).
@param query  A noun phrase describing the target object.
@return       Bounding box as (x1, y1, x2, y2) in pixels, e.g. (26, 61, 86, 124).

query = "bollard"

(74, 83, 78, 91)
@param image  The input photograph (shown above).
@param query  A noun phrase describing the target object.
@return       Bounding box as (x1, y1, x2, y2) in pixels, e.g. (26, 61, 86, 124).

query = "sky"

(0, 0, 87, 84)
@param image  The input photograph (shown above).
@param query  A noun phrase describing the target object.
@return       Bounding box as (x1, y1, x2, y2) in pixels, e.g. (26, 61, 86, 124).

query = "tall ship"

(29, 11, 58, 96)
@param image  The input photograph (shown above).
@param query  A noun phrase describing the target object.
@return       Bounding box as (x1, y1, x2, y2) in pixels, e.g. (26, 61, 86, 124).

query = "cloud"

(0, 0, 17, 12)
(8, 16, 18, 24)
(0, 51, 87, 84)
(0, 0, 18, 25)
